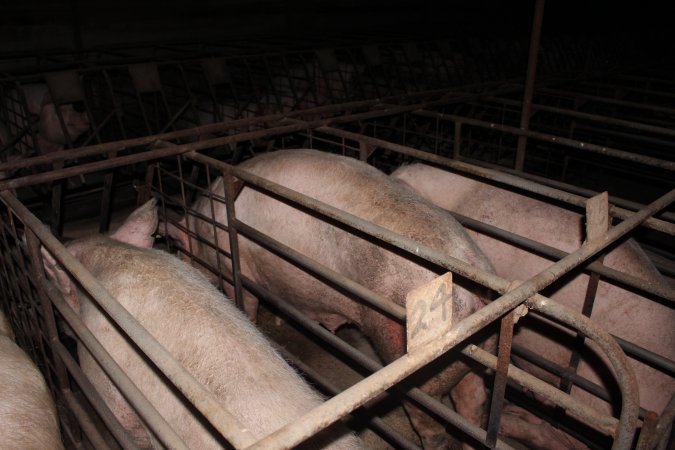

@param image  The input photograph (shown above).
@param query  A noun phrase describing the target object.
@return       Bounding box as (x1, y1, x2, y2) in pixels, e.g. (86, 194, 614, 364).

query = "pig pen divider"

(175, 150, 658, 448)
(3, 141, 664, 450)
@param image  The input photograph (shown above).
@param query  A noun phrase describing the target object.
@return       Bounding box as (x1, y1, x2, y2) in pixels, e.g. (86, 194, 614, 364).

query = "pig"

(22, 83, 91, 155)
(0, 309, 64, 450)
(42, 198, 364, 449)
(0, 84, 90, 181)
(391, 163, 675, 448)
(164, 149, 497, 449)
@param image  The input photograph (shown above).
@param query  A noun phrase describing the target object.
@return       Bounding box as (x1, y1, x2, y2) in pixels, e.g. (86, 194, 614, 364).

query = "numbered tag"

(406, 272, 453, 352)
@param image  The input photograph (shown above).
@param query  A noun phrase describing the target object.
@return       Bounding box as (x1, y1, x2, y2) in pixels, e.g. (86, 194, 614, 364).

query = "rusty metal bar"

(315, 126, 675, 235)
(413, 109, 675, 172)
(515, 0, 545, 171)
(1, 191, 258, 449)
(233, 219, 405, 320)
(467, 343, 619, 435)
(24, 228, 72, 394)
(276, 347, 423, 450)
(538, 87, 675, 117)
(248, 169, 672, 450)
(486, 309, 518, 447)
(222, 171, 246, 312)
(215, 172, 667, 424)
(488, 96, 675, 139)
(0, 80, 521, 178)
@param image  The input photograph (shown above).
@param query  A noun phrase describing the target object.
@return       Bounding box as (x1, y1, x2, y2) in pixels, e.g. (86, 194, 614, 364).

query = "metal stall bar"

(412, 110, 675, 172)
(318, 125, 675, 236)
(487, 96, 675, 139)
(0, 191, 258, 449)
(186, 151, 648, 448)
(515, 0, 546, 171)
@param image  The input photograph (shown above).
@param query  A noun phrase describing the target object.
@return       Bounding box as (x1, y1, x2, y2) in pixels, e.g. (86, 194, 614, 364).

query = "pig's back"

(239, 150, 492, 272)
(77, 238, 361, 449)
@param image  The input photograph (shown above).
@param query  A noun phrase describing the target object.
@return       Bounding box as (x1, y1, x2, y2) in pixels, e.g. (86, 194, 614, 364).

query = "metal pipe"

(538, 87, 675, 118)
(247, 175, 674, 450)
(413, 109, 675, 172)
(488, 96, 675, 139)
(515, 0, 546, 171)
(275, 347, 424, 450)
(1, 191, 257, 449)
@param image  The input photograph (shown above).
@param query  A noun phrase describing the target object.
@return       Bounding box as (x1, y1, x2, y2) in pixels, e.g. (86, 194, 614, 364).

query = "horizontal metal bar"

(538, 87, 675, 117)
(235, 219, 405, 320)
(412, 109, 675, 171)
(486, 96, 675, 139)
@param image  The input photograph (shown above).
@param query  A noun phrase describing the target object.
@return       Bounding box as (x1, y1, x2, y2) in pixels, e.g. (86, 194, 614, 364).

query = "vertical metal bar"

(454, 121, 462, 159)
(98, 153, 116, 233)
(515, 0, 546, 171)
(486, 309, 518, 448)
(560, 193, 609, 394)
(222, 170, 245, 312)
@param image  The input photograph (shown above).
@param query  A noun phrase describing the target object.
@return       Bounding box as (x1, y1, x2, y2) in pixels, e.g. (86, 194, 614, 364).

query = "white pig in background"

(22, 83, 91, 155)
(0, 84, 90, 180)
(391, 163, 675, 449)
(0, 309, 64, 450)
(165, 149, 497, 449)
(43, 198, 364, 449)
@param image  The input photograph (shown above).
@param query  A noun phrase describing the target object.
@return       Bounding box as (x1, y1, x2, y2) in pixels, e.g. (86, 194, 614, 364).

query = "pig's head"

(38, 101, 91, 147)
(42, 198, 159, 315)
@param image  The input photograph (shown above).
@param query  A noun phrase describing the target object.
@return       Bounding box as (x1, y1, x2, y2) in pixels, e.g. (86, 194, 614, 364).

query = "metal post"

(515, 0, 546, 171)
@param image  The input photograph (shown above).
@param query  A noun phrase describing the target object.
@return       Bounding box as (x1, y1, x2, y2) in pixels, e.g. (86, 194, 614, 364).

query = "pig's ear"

(41, 247, 80, 314)
(110, 198, 158, 249)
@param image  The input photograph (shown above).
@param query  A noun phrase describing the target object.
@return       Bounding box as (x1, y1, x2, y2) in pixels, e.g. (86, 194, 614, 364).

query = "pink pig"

(165, 149, 497, 449)
(43, 198, 364, 449)
(392, 163, 675, 449)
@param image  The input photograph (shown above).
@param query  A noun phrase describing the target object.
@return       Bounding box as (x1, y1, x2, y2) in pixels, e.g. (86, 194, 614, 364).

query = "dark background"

(1, 1, 672, 59)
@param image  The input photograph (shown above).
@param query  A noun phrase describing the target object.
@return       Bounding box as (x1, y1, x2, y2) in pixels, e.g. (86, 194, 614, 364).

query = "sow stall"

(0, 91, 672, 448)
